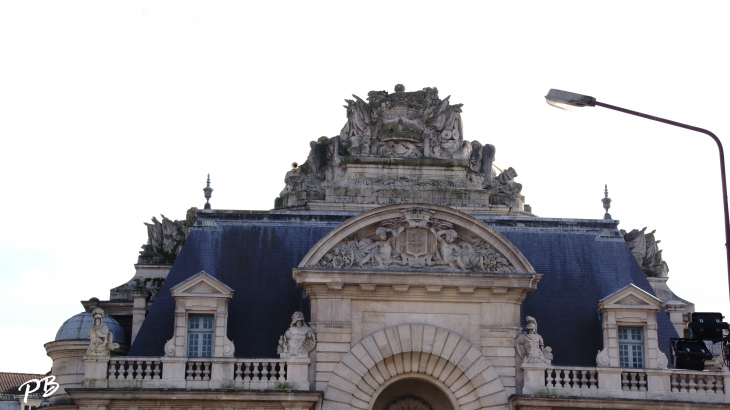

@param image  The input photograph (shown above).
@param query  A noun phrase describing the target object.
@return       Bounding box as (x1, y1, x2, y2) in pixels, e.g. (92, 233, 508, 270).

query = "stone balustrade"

(83, 356, 306, 391)
(523, 363, 730, 404)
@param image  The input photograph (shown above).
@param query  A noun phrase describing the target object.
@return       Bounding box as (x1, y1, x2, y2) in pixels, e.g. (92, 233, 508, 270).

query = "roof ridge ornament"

(602, 184, 612, 219)
(203, 174, 213, 210)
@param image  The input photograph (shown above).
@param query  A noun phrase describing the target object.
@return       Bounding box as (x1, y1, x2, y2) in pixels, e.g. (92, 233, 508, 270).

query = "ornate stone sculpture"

(314, 208, 515, 272)
(516, 316, 553, 364)
(86, 308, 120, 357)
(277, 312, 316, 358)
(138, 207, 197, 265)
(276, 85, 528, 213)
(620, 227, 669, 277)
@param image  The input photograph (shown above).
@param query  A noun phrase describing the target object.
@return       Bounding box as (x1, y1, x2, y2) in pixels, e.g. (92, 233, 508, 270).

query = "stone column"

(210, 358, 236, 388)
(520, 363, 548, 395)
(664, 301, 688, 337)
(160, 356, 188, 388)
(596, 367, 624, 398)
(131, 290, 148, 344)
(82, 357, 109, 388)
(286, 357, 311, 391)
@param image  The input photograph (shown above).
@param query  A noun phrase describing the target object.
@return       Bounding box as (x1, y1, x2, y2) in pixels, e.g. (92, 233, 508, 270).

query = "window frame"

(618, 326, 645, 368)
(186, 314, 214, 358)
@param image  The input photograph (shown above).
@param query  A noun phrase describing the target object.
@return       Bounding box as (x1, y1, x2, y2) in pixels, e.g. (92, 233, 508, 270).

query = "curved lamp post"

(546, 89, 730, 301)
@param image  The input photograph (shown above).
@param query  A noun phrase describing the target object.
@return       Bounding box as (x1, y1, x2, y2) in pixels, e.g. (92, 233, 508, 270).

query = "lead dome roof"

(55, 312, 125, 342)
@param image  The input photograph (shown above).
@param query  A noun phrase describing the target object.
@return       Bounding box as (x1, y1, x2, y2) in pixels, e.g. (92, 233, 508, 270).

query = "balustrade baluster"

(688, 376, 697, 392)
(235, 362, 243, 380)
(243, 362, 252, 381)
(203, 362, 211, 381)
(153, 361, 161, 379)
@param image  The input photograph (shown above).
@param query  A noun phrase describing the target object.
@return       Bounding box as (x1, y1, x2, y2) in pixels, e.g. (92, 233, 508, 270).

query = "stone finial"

(394, 84, 405, 92)
(602, 184, 612, 219)
(516, 316, 552, 364)
(203, 174, 213, 210)
(86, 308, 120, 358)
(277, 311, 316, 358)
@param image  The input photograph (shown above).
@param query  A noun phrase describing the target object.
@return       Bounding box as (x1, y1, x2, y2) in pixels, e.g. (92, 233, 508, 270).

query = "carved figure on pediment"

(620, 227, 669, 277)
(340, 93, 375, 156)
(357, 227, 402, 268)
(277, 311, 316, 358)
(434, 229, 467, 270)
(516, 316, 552, 364)
(86, 308, 120, 357)
(138, 208, 197, 265)
(314, 212, 517, 272)
(485, 167, 522, 196)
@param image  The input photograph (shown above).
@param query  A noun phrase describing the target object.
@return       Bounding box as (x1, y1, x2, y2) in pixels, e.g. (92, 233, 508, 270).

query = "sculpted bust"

(516, 316, 553, 364)
(86, 307, 120, 357)
(277, 311, 316, 358)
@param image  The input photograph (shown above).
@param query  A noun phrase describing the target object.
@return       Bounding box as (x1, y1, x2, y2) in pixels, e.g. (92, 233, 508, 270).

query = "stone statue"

(620, 227, 669, 277)
(86, 308, 120, 357)
(516, 316, 552, 364)
(277, 311, 316, 358)
(138, 208, 197, 265)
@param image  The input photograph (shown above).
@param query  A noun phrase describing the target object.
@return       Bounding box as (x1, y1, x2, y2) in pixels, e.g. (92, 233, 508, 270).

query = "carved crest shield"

(406, 228, 428, 257)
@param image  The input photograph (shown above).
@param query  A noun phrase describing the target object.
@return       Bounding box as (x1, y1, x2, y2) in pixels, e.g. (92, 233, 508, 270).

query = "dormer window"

(187, 314, 214, 357)
(618, 326, 644, 368)
(163, 271, 236, 358)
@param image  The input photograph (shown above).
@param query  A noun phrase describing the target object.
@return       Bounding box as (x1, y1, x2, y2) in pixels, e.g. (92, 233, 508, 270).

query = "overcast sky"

(2, 1, 730, 373)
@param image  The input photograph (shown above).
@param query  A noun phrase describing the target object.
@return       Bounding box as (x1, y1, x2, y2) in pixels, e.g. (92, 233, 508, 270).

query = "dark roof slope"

(479, 216, 678, 366)
(129, 210, 353, 358)
(130, 210, 678, 366)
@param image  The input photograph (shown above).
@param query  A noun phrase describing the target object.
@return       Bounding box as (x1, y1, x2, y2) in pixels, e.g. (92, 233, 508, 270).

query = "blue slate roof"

(129, 210, 678, 366)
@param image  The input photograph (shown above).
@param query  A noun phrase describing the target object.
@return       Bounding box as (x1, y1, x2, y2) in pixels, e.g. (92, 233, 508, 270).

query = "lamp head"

(545, 89, 596, 111)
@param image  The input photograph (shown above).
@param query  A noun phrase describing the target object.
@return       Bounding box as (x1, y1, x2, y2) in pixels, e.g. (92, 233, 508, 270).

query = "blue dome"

(55, 312, 126, 343)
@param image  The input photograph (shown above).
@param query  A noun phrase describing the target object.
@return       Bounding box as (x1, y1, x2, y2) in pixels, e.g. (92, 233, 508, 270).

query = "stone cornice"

(67, 389, 322, 409)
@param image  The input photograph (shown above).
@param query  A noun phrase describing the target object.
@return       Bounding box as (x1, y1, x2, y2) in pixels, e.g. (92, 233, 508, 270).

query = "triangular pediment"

(615, 294, 649, 306)
(298, 204, 535, 274)
(598, 283, 661, 310)
(170, 271, 234, 298)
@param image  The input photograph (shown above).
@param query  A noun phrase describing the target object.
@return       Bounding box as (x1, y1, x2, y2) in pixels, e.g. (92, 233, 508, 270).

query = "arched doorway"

(372, 375, 456, 410)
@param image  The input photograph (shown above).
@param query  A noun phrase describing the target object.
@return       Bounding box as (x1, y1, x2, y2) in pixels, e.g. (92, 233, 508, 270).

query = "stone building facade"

(43, 85, 729, 410)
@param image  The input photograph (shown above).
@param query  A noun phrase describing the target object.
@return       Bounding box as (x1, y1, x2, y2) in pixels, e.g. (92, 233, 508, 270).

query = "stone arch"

(323, 324, 509, 410)
(298, 203, 535, 273)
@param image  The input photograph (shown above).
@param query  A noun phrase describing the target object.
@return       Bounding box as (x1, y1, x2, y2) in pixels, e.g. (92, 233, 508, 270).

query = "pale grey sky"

(2, 1, 729, 372)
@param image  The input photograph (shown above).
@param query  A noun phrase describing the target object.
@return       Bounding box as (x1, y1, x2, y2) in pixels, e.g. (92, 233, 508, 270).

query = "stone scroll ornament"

(314, 209, 515, 272)
(278, 85, 522, 197)
(516, 316, 553, 364)
(86, 308, 120, 358)
(277, 311, 316, 358)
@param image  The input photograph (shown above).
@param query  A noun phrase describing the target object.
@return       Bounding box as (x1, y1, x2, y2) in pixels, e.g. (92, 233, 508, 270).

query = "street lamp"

(545, 89, 730, 301)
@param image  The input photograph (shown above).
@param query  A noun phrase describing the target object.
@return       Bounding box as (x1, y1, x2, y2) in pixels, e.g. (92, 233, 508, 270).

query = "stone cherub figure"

(86, 308, 120, 357)
(516, 316, 553, 364)
(357, 227, 398, 268)
(434, 229, 467, 270)
(277, 311, 316, 358)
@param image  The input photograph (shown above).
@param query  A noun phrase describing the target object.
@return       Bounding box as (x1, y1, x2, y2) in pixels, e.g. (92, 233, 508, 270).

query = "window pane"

(188, 333, 199, 357)
(618, 326, 644, 368)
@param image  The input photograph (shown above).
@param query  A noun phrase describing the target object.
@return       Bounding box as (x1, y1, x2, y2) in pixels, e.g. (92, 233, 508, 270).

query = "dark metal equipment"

(669, 338, 713, 371)
(670, 312, 730, 370)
